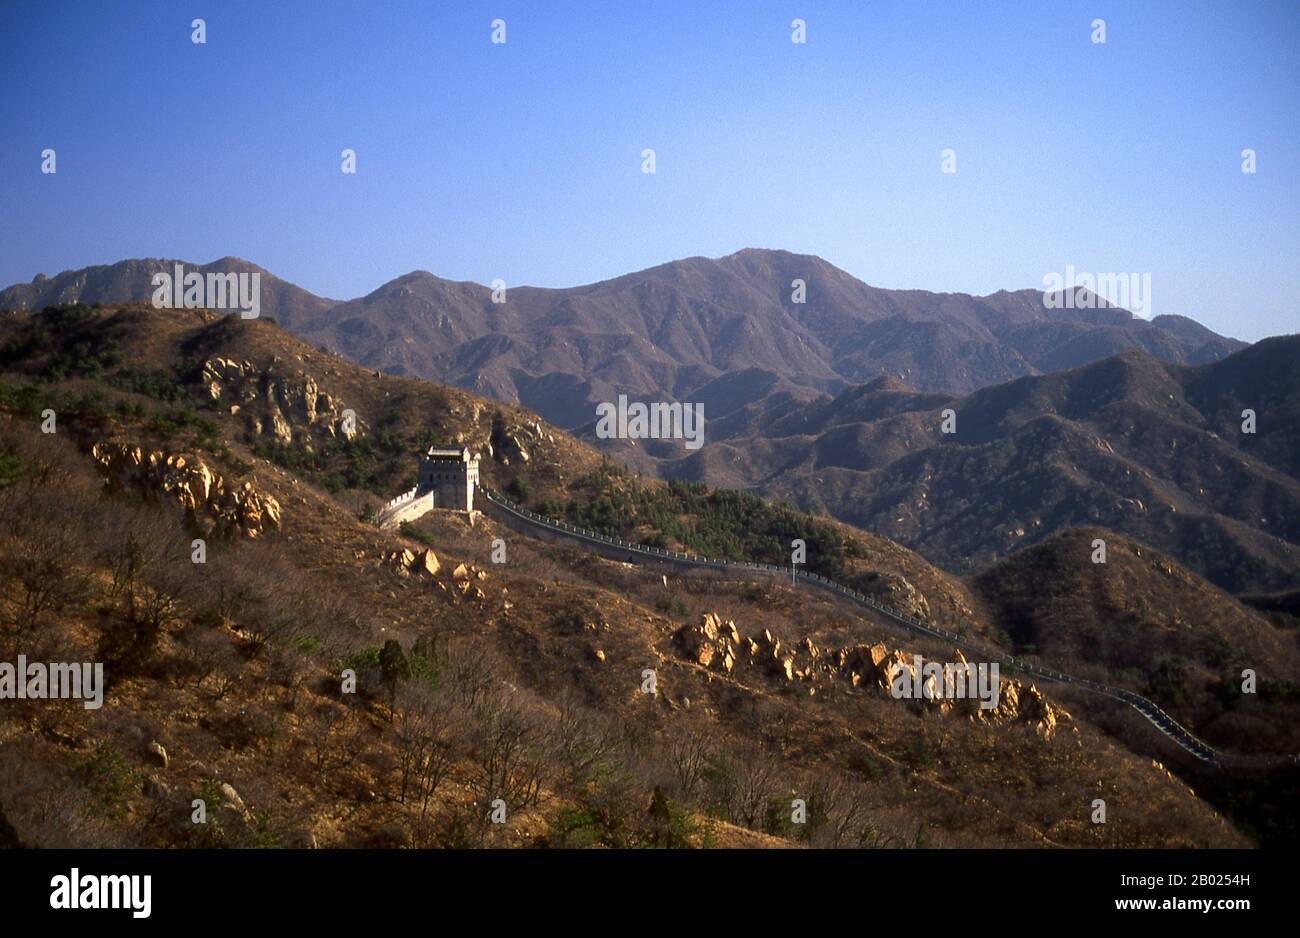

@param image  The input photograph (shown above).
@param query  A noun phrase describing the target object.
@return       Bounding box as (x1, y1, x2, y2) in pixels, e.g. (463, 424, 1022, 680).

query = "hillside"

(1, 301, 1293, 848)
(971, 528, 1300, 758)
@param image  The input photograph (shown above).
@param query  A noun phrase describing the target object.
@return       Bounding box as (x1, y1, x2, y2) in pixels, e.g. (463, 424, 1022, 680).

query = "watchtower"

(418, 446, 480, 511)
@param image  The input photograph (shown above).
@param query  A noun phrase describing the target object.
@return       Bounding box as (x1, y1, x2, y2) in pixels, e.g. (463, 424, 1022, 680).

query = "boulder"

(219, 782, 249, 818)
(674, 612, 739, 670)
(147, 740, 168, 770)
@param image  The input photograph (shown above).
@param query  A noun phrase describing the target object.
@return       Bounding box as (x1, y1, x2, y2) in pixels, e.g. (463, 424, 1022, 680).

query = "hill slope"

(972, 528, 1300, 757)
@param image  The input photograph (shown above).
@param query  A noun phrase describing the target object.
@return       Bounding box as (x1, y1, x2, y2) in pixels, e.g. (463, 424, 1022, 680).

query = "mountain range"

(616, 337, 1300, 595)
(0, 250, 1245, 432)
(4, 252, 1290, 596)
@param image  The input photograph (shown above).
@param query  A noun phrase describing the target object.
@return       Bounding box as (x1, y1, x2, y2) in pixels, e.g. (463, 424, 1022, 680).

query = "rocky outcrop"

(671, 610, 1072, 740)
(383, 549, 486, 602)
(414, 549, 440, 577)
(218, 782, 251, 822)
(675, 613, 740, 674)
(489, 415, 541, 466)
(91, 442, 282, 538)
(860, 572, 931, 621)
(837, 642, 914, 691)
(973, 678, 1069, 740)
(201, 356, 359, 445)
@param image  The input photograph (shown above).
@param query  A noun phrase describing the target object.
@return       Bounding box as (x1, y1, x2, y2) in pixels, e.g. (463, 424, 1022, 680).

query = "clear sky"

(1, 0, 1296, 340)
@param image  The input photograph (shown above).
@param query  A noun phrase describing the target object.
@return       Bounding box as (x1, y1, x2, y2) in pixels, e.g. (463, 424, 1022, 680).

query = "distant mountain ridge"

(0, 257, 338, 328)
(625, 337, 1300, 595)
(0, 250, 1246, 430)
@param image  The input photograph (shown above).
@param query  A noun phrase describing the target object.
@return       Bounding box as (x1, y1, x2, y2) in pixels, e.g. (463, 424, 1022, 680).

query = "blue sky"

(1, 0, 1296, 340)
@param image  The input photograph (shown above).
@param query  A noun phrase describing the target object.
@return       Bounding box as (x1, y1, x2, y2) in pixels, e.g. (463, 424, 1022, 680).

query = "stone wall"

(375, 488, 436, 529)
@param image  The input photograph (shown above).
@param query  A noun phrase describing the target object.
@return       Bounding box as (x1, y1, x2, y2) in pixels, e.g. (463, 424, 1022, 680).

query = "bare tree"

(553, 693, 621, 793)
(730, 745, 784, 830)
(0, 487, 89, 636)
(390, 684, 461, 844)
(666, 723, 713, 803)
(439, 639, 499, 711)
(94, 510, 197, 673)
(303, 702, 362, 783)
(175, 623, 240, 693)
(802, 772, 875, 848)
(466, 692, 550, 827)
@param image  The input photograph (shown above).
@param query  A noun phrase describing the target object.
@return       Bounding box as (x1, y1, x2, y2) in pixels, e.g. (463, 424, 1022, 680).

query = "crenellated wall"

(374, 487, 436, 529)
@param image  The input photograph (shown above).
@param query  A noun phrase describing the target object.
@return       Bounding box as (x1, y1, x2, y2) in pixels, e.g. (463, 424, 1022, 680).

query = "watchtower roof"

(424, 446, 474, 461)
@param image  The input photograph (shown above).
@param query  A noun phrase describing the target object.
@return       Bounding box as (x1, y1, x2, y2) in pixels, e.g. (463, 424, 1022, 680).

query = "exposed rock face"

(860, 572, 931, 621)
(384, 551, 483, 604)
(489, 415, 537, 465)
(91, 442, 282, 538)
(671, 610, 1072, 740)
(837, 642, 910, 690)
(973, 679, 1068, 740)
(201, 356, 359, 444)
(219, 782, 251, 821)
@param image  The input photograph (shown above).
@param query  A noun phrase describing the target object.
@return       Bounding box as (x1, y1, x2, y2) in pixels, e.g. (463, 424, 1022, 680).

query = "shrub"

(76, 743, 140, 819)
(547, 464, 866, 580)
(398, 521, 434, 546)
(505, 476, 533, 504)
(646, 786, 710, 848)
